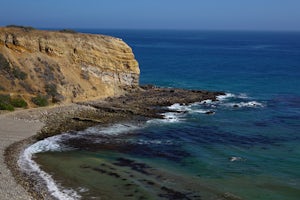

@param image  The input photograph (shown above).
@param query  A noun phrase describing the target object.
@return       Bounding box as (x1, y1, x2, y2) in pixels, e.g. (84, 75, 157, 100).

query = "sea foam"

(168, 103, 215, 115)
(19, 135, 81, 200)
(166, 93, 263, 118)
(168, 103, 192, 112)
(217, 93, 250, 101)
(225, 101, 264, 108)
(83, 124, 140, 136)
(217, 93, 236, 101)
(18, 123, 141, 200)
(161, 112, 183, 123)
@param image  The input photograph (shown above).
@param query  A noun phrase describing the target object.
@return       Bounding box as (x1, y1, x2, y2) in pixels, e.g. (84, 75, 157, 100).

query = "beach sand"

(0, 112, 44, 199)
(0, 104, 98, 199)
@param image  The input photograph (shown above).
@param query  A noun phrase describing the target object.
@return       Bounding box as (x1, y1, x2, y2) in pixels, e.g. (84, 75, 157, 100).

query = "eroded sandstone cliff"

(0, 26, 139, 106)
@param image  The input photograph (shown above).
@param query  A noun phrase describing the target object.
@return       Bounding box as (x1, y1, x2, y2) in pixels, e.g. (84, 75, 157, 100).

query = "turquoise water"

(24, 30, 300, 199)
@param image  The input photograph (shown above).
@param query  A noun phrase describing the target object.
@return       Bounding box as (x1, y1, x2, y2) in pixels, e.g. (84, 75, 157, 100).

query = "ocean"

(19, 30, 300, 199)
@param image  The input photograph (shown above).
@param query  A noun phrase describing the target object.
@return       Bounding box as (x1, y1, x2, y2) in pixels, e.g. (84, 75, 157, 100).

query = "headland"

(0, 26, 224, 199)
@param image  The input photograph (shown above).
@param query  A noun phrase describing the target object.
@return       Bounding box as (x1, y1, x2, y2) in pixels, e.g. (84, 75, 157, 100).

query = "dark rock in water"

(233, 104, 239, 108)
(125, 194, 134, 197)
(114, 158, 152, 175)
(205, 111, 215, 115)
(146, 180, 155, 185)
(125, 183, 134, 187)
(34, 86, 224, 143)
(140, 84, 156, 90)
(79, 164, 91, 169)
(159, 186, 192, 200)
(92, 167, 121, 178)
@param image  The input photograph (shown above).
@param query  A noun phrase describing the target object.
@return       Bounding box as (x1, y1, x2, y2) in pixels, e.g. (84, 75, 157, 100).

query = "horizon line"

(1, 25, 300, 33)
(41, 27, 300, 33)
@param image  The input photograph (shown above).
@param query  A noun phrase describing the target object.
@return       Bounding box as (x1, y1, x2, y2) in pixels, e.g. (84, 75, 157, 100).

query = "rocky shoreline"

(4, 86, 224, 200)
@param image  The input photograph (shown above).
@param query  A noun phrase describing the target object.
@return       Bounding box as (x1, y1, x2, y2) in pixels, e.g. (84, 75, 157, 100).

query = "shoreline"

(1, 87, 224, 200)
(0, 110, 44, 200)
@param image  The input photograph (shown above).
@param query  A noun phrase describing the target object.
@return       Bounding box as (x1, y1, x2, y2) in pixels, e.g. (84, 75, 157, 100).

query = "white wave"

(161, 112, 183, 123)
(229, 156, 246, 162)
(147, 112, 184, 124)
(22, 135, 68, 157)
(237, 93, 249, 99)
(84, 124, 140, 136)
(18, 123, 142, 200)
(225, 101, 264, 108)
(168, 103, 191, 112)
(149, 102, 216, 124)
(191, 109, 209, 114)
(217, 92, 250, 101)
(217, 93, 236, 101)
(199, 99, 213, 104)
(168, 103, 217, 116)
(193, 110, 216, 115)
(167, 93, 261, 117)
(19, 135, 81, 200)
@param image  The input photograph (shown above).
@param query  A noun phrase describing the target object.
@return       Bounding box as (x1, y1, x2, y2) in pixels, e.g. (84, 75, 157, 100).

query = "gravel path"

(0, 111, 44, 199)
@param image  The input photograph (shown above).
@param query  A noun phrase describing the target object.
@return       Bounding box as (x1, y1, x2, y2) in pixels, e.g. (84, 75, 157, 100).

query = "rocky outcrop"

(0, 26, 139, 106)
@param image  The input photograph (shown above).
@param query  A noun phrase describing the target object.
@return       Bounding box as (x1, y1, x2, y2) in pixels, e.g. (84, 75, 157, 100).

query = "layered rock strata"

(0, 27, 139, 105)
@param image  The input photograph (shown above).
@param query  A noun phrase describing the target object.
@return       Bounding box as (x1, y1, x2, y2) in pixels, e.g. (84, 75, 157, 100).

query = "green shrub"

(31, 95, 48, 107)
(0, 103, 14, 111)
(0, 94, 14, 111)
(0, 94, 28, 110)
(10, 98, 28, 108)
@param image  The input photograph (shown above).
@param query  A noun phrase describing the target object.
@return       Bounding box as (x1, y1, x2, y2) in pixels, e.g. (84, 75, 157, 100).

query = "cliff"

(0, 26, 139, 106)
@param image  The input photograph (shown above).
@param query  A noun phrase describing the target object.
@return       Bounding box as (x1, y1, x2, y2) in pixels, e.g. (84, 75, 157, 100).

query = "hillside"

(0, 26, 139, 107)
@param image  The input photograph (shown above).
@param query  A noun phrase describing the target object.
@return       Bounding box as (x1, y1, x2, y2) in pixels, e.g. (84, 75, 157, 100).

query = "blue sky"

(0, 0, 300, 30)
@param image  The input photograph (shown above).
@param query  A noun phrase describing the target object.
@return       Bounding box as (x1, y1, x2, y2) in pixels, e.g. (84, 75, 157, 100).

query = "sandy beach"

(0, 104, 85, 199)
(0, 104, 88, 199)
(0, 111, 44, 199)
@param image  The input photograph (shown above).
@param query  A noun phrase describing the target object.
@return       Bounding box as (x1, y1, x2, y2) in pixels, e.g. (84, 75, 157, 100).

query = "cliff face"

(0, 27, 139, 105)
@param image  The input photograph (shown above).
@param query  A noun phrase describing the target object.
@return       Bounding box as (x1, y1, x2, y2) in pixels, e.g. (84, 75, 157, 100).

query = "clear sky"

(0, 0, 300, 31)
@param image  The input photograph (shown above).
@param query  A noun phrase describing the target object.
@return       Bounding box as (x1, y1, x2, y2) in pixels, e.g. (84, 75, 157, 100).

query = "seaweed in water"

(159, 186, 193, 200)
(114, 158, 152, 175)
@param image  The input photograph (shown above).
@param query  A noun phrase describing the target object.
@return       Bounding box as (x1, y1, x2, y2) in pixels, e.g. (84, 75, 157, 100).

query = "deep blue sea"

(20, 30, 300, 200)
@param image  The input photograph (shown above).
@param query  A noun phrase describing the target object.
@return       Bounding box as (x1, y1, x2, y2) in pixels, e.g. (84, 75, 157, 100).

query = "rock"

(205, 110, 215, 115)
(0, 26, 139, 106)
